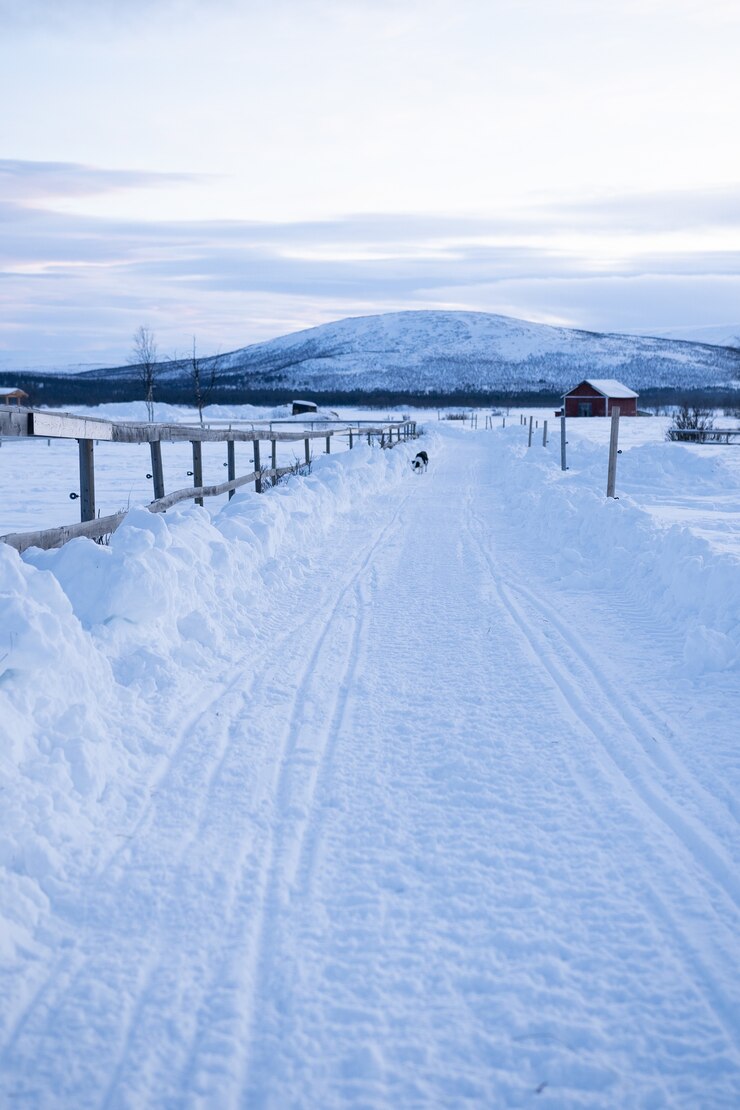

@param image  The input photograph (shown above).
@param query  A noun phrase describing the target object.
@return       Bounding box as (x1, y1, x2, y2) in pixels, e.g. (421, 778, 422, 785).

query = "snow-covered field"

(1, 408, 739, 1106)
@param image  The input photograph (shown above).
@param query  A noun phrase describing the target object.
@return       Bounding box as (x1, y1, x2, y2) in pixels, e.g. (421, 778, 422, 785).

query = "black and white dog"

(411, 450, 429, 473)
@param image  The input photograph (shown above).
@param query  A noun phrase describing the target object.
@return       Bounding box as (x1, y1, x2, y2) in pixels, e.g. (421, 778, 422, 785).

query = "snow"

(579, 379, 639, 398)
(82, 310, 740, 395)
(1, 409, 739, 1106)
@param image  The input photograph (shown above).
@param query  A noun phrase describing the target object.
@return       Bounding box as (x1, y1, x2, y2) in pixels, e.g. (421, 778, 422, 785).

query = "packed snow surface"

(1, 416, 739, 1106)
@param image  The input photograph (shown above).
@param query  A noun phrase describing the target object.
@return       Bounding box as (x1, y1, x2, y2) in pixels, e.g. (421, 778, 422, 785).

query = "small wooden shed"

(292, 399, 318, 415)
(564, 379, 638, 417)
(0, 388, 29, 406)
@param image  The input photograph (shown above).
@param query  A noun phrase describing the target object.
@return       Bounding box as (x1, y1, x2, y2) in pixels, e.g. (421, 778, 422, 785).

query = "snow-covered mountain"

(93, 310, 740, 396)
(646, 323, 740, 349)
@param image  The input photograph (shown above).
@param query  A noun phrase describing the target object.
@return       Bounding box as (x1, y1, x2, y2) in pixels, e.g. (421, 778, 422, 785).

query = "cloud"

(0, 159, 202, 203)
(2, 163, 739, 367)
(548, 186, 740, 234)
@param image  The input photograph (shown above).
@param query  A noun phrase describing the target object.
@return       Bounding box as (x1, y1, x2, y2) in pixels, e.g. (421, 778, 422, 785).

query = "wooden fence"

(666, 428, 740, 444)
(0, 408, 419, 553)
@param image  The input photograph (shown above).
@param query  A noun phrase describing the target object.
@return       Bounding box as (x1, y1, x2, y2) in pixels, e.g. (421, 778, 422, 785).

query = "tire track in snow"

(0, 476, 413, 1107)
(463, 495, 740, 1044)
(499, 574, 740, 908)
(94, 491, 411, 1107)
(0, 667, 260, 1075)
(169, 487, 410, 1106)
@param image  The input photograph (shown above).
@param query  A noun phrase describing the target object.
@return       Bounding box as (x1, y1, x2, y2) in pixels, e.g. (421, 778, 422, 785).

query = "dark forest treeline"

(1, 371, 738, 412)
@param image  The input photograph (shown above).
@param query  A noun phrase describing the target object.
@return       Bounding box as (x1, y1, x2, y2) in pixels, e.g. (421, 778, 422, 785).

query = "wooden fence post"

(77, 438, 96, 522)
(326, 434, 331, 453)
(542, 420, 548, 447)
(227, 439, 236, 500)
(606, 406, 621, 498)
(560, 415, 567, 470)
(254, 439, 262, 492)
(191, 441, 203, 506)
(271, 438, 277, 476)
(527, 416, 533, 447)
(149, 440, 165, 501)
(304, 438, 310, 466)
(349, 429, 354, 449)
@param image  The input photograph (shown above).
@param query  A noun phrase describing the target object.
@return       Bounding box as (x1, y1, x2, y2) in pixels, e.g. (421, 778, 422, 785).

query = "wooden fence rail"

(666, 428, 740, 444)
(1, 408, 419, 552)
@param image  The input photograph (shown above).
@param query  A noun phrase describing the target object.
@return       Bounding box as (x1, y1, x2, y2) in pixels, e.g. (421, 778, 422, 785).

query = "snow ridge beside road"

(1, 424, 739, 1106)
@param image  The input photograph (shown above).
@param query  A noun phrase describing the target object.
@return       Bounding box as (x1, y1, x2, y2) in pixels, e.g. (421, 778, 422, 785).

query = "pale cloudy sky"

(1, 0, 739, 366)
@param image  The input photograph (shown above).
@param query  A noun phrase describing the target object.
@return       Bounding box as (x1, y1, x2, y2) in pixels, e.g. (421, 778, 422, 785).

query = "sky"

(1, 0, 739, 368)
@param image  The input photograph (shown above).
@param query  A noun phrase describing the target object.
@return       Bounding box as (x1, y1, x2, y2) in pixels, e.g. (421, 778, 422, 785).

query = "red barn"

(564, 379, 638, 417)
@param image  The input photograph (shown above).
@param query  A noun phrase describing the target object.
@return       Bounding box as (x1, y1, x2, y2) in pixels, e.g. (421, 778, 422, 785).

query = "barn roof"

(568, 379, 638, 399)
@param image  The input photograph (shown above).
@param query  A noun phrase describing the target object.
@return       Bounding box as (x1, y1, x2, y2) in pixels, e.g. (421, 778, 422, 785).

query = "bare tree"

(188, 337, 223, 424)
(668, 404, 714, 442)
(130, 326, 158, 422)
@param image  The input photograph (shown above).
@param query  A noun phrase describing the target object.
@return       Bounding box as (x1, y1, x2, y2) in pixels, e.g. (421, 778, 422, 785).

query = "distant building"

(563, 379, 638, 417)
(0, 388, 29, 406)
(292, 399, 319, 415)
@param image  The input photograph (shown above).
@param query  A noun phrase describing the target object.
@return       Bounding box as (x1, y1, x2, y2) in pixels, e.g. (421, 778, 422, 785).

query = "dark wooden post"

(191, 441, 203, 506)
(227, 439, 236, 500)
(77, 438, 95, 522)
(271, 438, 277, 475)
(326, 434, 331, 453)
(527, 416, 534, 447)
(349, 429, 354, 449)
(304, 438, 310, 466)
(254, 439, 262, 492)
(560, 415, 568, 471)
(149, 440, 165, 501)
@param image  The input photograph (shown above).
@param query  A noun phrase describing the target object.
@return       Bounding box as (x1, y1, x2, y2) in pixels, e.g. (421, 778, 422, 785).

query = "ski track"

(463, 498, 740, 1045)
(0, 480, 412, 1108)
(2, 432, 739, 1107)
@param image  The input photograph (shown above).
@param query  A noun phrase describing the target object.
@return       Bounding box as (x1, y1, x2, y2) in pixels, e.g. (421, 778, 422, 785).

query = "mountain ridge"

(5, 310, 740, 404)
(160, 309, 740, 394)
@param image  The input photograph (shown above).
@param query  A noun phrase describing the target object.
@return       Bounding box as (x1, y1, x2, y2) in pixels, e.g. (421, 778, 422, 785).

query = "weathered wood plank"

(11, 407, 405, 445)
(31, 411, 115, 441)
(606, 407, 620, 498)
(253, 439, 262, 493)
(0, 408, 31, 437)
(150, 441, 165, 500)
(2, 471, 259, 551)
(227, 440, 236, 500)
(1, 511, 129, 553)
(191, 441, 204, 506)
(78, 439, 96, 522)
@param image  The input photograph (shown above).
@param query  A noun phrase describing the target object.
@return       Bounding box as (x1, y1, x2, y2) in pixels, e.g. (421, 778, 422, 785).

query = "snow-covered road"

(2, 427, 739, 1106)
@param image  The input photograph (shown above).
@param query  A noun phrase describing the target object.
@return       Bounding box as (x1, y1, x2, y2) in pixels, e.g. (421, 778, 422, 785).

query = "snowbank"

(485, 426, 740, 676)
(0, 443, 411, 967)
